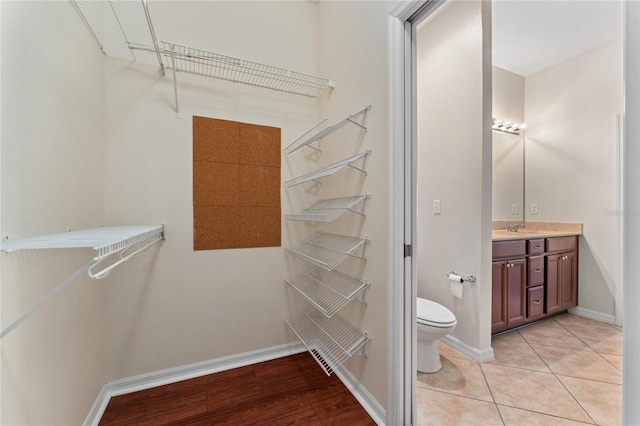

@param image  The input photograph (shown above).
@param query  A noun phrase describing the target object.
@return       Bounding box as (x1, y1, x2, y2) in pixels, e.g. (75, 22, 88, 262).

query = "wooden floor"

(100, 353, 376, 425)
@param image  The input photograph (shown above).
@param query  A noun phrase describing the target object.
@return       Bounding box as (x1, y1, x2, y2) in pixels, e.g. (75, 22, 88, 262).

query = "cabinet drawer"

(527, 286, 545, 318)
(528, 256, 545, 287)
(546, 236, 577, 253)
(493, 240, 526, 259)
(528, 239, 544, 254)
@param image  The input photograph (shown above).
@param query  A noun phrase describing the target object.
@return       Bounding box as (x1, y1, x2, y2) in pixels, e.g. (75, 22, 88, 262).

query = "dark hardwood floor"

(100, 353, 376, 425)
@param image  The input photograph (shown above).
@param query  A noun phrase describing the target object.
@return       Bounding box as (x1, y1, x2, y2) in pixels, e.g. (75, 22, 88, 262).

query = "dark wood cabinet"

(492, 261, 507, 333)
(492, 235, 579, 334)
(491, 242, 527, 333)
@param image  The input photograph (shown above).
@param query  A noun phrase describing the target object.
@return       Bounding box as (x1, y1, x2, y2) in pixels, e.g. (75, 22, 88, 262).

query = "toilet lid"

(417, 298, 456, 326)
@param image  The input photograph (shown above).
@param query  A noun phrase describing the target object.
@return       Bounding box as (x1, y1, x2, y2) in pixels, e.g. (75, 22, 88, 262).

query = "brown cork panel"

(193, 162, 240, 207)
(240, 206, 281, 248)
(194, 206, 241, 250)
(239, 165, 281, 207)
(239, 123, 281, 167)
(193, 116, 240, 164)
(193, 116, 281, 251)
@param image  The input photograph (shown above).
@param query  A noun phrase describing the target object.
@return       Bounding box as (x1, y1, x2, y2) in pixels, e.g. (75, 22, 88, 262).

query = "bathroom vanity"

(491, 229, 580, 334)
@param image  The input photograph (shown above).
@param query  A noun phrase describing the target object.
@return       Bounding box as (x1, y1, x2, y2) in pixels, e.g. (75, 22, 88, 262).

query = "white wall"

(103, 1, 320, 380)
(314, 0, 393, 410)
(492, 66, 525, 222)
(416, 0, 493, 351)
(524, 40, 623, 317)
(0, 1, 106, 424)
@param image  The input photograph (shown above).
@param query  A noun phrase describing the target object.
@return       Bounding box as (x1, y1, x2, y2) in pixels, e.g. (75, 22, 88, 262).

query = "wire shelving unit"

(285, 232, 368, 271)
(285, 309, 370, 376)
(284, 150, 370, 188)
(285, 194, 369, 223)
(285, 268, 369, 318)
(70, 3, 335, 115)
(284, 105, 371, 155)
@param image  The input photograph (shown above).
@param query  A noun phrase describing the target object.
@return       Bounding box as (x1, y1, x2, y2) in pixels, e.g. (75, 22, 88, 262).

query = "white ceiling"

(492, 0, 623, 77)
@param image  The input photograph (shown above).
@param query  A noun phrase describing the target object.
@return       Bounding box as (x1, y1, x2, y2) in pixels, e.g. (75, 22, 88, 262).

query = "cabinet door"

(492, 261, 507, 333)
(560, 251, 578, 309)
(506, 258, 526, 328)
(546, 254, 562, 315)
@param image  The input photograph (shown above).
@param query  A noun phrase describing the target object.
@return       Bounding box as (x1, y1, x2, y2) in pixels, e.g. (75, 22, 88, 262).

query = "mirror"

(492, 66, 525, 222)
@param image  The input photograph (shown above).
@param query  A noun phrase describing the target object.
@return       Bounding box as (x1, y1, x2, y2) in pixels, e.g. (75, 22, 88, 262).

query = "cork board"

(193, 116, 281, 250)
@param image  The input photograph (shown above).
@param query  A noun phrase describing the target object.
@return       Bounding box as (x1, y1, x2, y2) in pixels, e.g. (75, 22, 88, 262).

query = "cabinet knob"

(533, 300, 542, 305)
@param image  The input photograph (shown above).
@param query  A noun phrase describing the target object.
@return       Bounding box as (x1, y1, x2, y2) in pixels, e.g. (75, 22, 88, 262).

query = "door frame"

(388, 1, 640, 425)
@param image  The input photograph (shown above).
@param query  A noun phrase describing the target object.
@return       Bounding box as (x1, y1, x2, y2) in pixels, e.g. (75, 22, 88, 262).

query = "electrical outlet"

(433, 200, 441, 215)
(531, 203, 538, 215)
(512, 204, 519, 214)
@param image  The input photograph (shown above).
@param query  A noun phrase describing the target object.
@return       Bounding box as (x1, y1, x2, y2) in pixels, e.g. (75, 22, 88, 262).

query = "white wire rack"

(71, 0, 163, 68)
(285, 309, 370, 376)
(284, 105, 371, 155)
(285, 268, 369, 318)
(285, 232, 368, 271)
(285, 194, 369, 223)
(162, 42, 335, 98)
(0, 226, 164, 256)
(284, 150, 370, 188)
(0, 225, 165, 339)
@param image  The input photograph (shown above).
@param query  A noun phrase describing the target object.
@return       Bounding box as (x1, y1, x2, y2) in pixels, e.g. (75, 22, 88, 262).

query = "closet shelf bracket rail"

(0, 225, 165, 339)
(285, 105, 371, 155)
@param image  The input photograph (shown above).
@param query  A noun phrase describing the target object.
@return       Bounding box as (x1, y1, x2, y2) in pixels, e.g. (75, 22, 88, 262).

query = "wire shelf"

(284, 105, 371, 155)
(285, 309, 370, 376)
(285, 194, 369, 223)
(285, 268, 369, 318)
(285, 232, 368, 271)
(285, 150, 370, 188)
(162, 42, 335, 98)
(0, 226, 165, 258)
(71, 0, 163, 67)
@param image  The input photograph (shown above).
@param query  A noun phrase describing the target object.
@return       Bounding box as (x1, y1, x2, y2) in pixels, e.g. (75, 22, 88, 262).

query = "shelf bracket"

(168, 43, 180, 118)
(0, 259, 98, 339)
(141, 0, 165, 76)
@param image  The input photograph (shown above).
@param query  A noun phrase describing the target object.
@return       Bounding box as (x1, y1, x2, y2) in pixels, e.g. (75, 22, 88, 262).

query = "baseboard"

(569, 306, 616, 325)
(442, 335, 495, 363)
(84, 342, 306, 426)
(333, 364, 386, 425)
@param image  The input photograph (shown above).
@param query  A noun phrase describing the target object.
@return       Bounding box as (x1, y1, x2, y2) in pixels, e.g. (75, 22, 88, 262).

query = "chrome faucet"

(507, 224, 524, 232)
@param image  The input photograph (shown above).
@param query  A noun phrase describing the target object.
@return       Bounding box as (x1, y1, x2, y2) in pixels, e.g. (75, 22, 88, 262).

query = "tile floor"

(417, 313, 623, 425)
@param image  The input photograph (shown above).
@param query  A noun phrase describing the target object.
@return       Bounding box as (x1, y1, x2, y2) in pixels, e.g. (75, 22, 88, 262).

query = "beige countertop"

(492, 221, 583, 241)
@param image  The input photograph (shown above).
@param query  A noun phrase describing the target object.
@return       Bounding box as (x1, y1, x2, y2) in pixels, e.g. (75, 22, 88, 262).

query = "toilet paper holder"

(447, 271, 477, 283)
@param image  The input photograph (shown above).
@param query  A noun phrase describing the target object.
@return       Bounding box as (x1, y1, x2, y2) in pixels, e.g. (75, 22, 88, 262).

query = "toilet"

(417, 297, 457, 373)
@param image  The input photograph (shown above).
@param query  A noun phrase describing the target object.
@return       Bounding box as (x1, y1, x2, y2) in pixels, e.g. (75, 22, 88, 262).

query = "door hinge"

(404, 244, 412, 258)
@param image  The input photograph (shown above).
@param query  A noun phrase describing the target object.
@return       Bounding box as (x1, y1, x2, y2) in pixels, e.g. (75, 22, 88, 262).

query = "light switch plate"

(433, 200, 441, 215)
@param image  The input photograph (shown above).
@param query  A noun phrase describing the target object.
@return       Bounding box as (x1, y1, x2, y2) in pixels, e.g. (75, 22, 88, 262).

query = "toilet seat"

(417, 298, 457, 328)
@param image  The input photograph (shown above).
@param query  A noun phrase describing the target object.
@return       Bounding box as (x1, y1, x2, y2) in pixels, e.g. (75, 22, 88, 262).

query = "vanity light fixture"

(492, 118, 526, 135)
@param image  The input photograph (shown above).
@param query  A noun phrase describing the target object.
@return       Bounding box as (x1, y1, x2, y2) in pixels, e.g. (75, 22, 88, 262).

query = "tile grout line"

(551, 316, 624, 374)
(477, 363, 506, 425)
(494, 403, 595, 425)
(514, 328, 598, 425)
